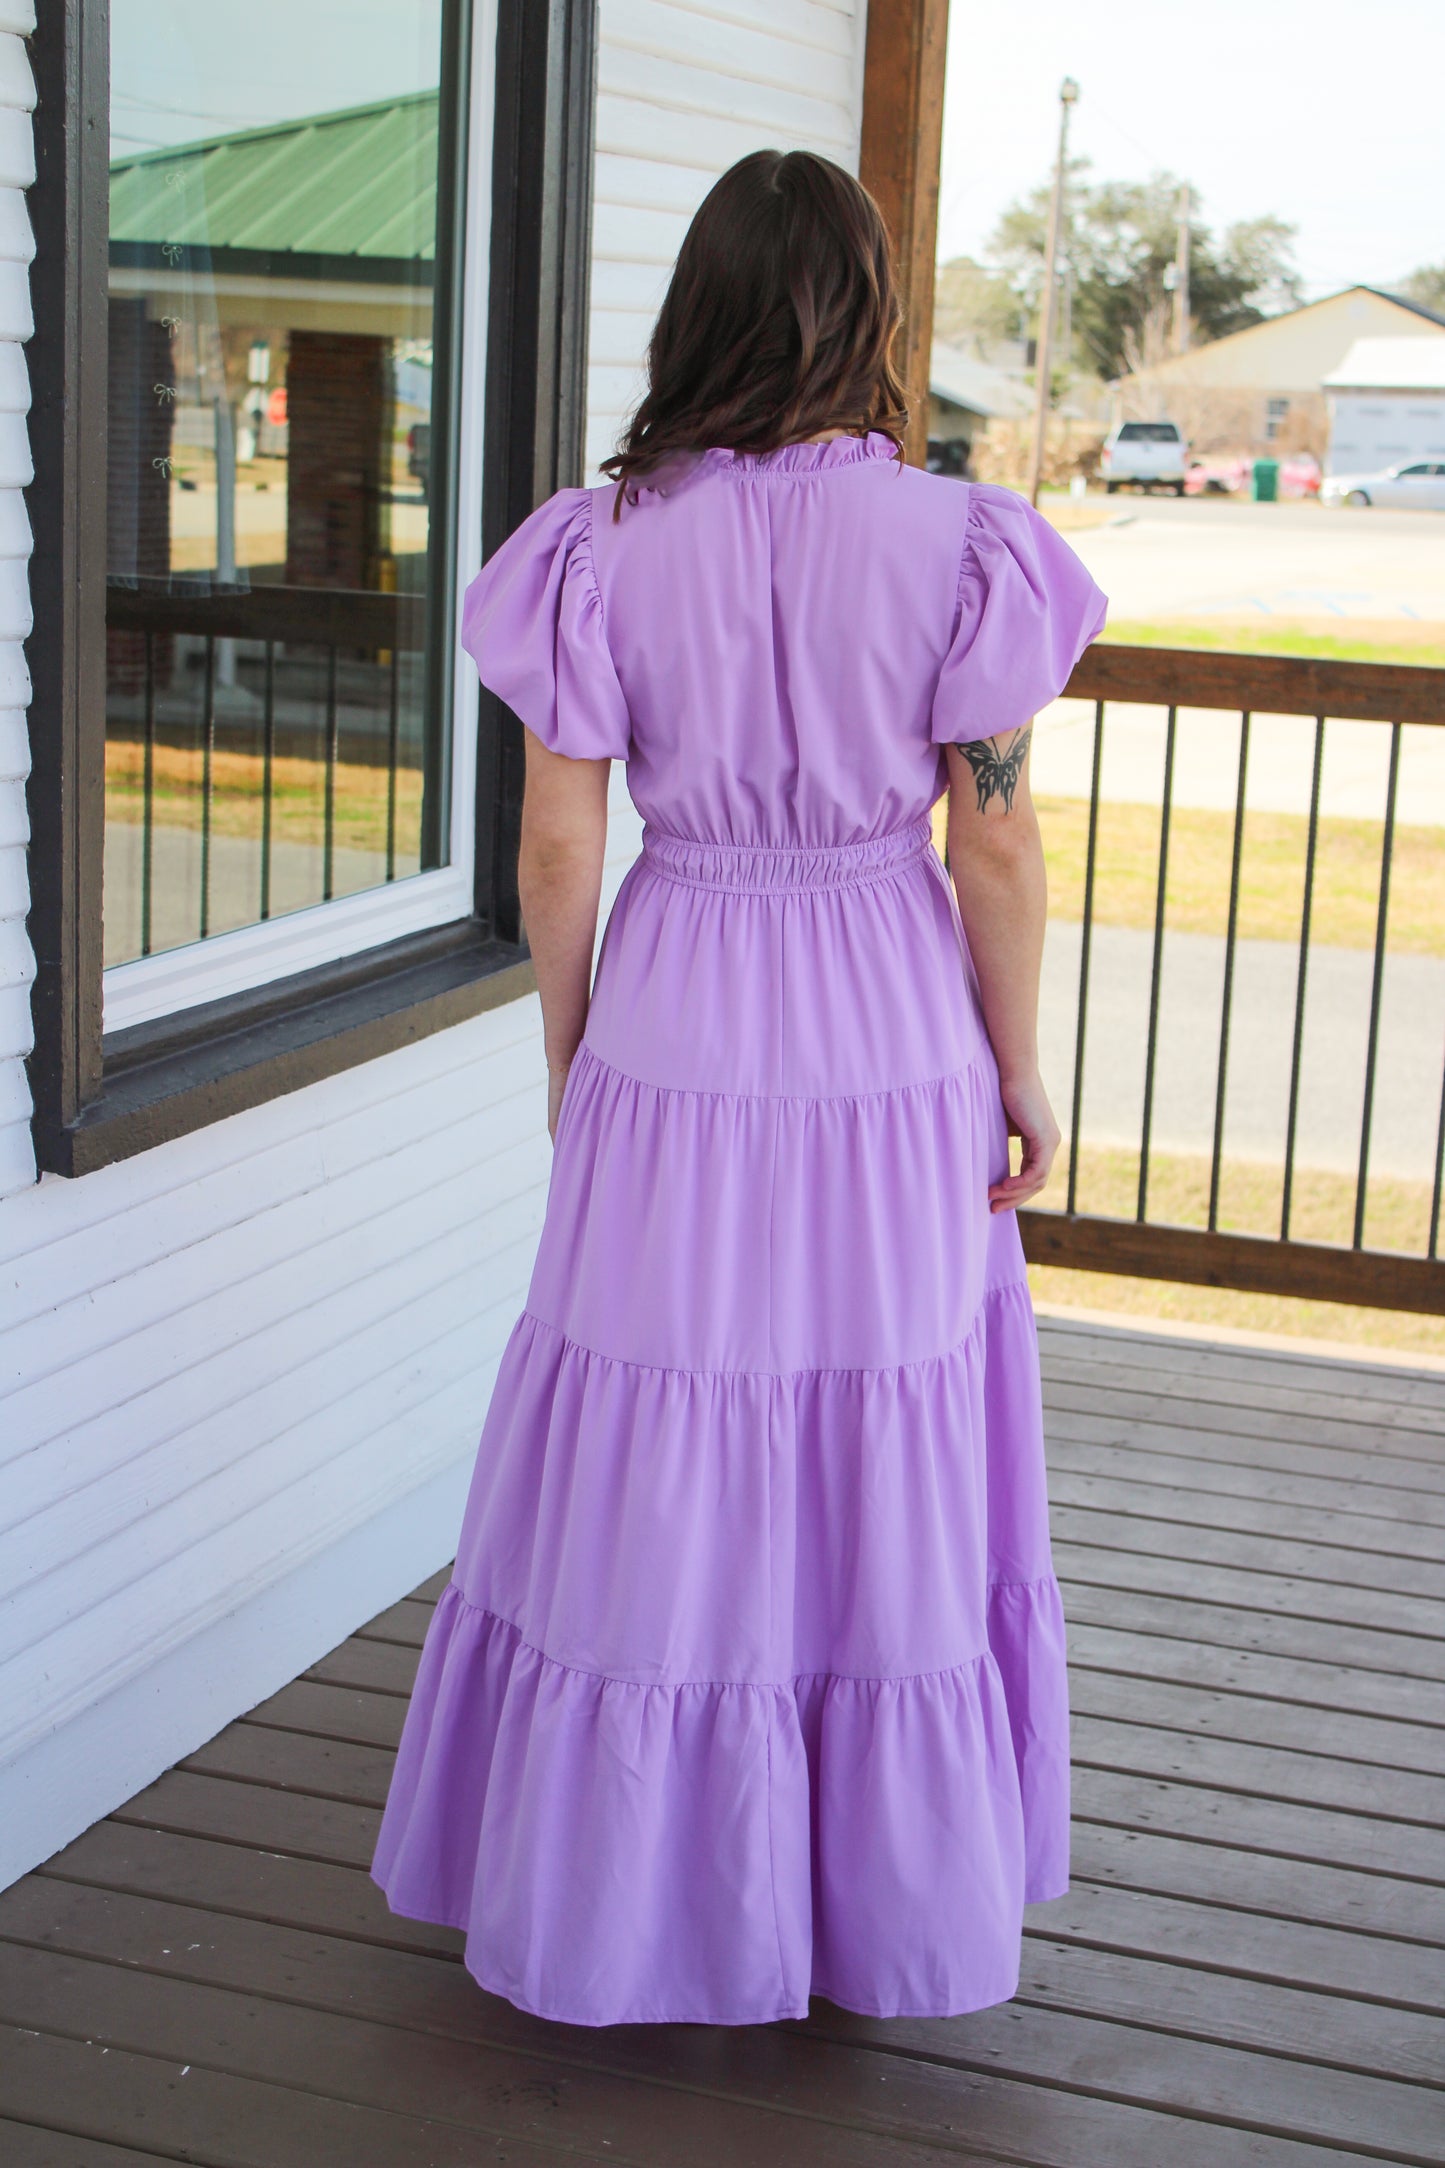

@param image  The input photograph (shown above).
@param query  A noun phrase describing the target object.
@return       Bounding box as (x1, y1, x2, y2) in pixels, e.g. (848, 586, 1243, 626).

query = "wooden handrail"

(1066, 642, 1445, 727)
(106, 581, 428, 650)
(1020, 1211, 1445, 1317)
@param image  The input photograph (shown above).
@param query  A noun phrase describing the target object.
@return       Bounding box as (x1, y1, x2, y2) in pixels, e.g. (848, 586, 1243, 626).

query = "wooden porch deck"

(2, 1315, 1443, 2166)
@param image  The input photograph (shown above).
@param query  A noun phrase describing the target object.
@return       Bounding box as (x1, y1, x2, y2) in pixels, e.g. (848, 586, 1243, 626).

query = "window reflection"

(104, 4, 456, 968)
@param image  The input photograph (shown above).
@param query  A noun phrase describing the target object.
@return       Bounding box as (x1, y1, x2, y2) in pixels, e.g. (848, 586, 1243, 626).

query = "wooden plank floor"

(3, 1315, 1443, 2165)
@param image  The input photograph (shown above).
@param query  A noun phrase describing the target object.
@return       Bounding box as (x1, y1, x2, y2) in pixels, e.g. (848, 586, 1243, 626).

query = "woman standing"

(372, 149, 1107, 2026)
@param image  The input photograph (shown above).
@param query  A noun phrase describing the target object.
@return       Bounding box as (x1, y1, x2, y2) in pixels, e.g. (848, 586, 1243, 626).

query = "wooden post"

(859, 0, 950, 467)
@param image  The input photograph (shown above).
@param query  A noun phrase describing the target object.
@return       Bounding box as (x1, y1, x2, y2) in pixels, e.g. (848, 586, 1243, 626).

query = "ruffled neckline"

(700, 431, 903, 478)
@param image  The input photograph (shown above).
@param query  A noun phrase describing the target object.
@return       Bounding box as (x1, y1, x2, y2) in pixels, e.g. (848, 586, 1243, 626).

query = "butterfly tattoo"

(956, 724, 1032, 814)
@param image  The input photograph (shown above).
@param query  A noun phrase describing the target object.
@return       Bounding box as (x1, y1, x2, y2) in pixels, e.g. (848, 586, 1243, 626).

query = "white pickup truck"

(1099, 419, 1188, 494)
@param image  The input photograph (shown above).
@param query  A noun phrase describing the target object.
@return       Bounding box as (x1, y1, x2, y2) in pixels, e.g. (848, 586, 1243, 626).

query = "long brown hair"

(601, 150, 908, 518)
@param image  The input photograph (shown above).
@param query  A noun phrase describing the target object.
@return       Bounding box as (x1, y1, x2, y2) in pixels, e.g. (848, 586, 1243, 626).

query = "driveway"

(1060, 495, 1445, 626)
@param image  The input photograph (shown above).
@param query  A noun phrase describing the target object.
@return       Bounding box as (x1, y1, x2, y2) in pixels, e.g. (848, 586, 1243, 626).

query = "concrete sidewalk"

(1041, 918, 1445, 1182)
(1032, 697, 1445, 823)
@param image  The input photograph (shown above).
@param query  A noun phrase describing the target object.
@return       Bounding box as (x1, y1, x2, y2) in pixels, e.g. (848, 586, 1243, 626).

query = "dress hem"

(369, 1879, 1032, 2029)
(370, 1575, 1070, 2030)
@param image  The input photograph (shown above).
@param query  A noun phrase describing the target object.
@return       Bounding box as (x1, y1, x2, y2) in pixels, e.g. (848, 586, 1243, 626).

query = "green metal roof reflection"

(109, 91, 438, 267)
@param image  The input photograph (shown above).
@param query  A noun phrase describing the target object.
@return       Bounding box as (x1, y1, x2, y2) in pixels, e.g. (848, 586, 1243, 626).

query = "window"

(1264, 396, 1289, 441)
(26, 1, 600, 1174)
(102, 1, 475, 1033)
(1116, 422, 1180, 443)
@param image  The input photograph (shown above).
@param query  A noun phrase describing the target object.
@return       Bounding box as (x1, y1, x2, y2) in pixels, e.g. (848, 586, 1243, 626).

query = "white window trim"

(103, 0, 498, 1039)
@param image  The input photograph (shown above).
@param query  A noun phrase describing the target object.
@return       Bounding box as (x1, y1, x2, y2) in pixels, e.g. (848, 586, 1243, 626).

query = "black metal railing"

(106, 582, 432, 960)
(1022, 643, 1445, 1315)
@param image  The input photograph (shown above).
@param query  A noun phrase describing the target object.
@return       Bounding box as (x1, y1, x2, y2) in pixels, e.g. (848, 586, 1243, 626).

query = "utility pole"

(1172, 181, 1191, 356)
(1025, 76, 1078, 507)
(1059, 257, 1074, 389)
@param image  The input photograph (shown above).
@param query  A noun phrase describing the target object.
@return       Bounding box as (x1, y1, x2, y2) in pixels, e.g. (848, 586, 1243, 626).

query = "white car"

(1099, 419, 1188, 494)
(1320, 460, 1445, 510)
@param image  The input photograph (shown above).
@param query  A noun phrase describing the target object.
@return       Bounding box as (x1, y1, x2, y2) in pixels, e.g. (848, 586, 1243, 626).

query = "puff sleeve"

(459, 486, 632, 761)
(930, 483, 1108, 745)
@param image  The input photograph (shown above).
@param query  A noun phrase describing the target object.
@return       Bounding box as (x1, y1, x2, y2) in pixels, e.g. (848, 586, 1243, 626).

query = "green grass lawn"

(106, 740, 425, 856)
(1035, 795, 1445, 956)
(1028, 1143, 1445, 1359)
(932, 790, 1444, 956)
(1104, 616, 1445, 670)
(1038, 1140, 1434, 1256)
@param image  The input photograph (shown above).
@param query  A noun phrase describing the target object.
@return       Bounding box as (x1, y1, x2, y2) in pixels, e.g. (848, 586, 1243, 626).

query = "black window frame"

(24, 0, 599, 1176)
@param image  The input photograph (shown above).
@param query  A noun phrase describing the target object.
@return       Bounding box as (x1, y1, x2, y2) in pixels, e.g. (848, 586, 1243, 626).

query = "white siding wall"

(588, 0, 866, 479)
(0, 0, 867, 1889)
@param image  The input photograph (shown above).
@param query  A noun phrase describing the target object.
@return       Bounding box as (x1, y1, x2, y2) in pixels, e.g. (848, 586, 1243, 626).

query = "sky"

(937, 0, 1445, 301)
(110, 0, 1445, 307)
(108, 0, 443, 156)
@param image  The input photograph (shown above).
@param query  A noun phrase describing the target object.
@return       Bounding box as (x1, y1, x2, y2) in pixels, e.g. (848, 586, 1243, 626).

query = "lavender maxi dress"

(371, 432, 1109, 2026)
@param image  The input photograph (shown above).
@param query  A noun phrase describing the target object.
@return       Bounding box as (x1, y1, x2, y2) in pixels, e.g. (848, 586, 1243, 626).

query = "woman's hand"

(518, 726, 610, 1148)
(547, 1060, 573, 1143)
(989, 1067, 1061, 1214)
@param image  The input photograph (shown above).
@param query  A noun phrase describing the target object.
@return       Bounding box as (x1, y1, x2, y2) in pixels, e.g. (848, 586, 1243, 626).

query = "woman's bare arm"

(943, 725, 1060, 1213)
(517, 727, 612, 1138)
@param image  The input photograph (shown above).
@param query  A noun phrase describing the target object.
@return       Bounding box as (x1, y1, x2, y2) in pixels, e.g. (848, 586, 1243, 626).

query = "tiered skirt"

(371, 813, 1070, 2025)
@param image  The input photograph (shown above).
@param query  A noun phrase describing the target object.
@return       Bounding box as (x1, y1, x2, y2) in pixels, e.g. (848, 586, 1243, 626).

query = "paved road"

(1033, 499, 1445, 822)
(1062, 495, 1445, 626)
(1040, 920, 1445, 1183)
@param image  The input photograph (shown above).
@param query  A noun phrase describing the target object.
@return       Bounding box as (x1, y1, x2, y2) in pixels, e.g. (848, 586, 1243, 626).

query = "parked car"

(1183, 452, 1320, 499)
(1320, 460, 1445, 510)
(925, 435, 972, 479)
(1184, 456, 1244, 495)
(1099, 419, 1188, 494)
(1278, 453, 1322, 499)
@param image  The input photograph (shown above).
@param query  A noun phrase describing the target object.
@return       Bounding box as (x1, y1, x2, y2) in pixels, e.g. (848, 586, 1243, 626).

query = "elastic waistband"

(639, 814, 934, 895)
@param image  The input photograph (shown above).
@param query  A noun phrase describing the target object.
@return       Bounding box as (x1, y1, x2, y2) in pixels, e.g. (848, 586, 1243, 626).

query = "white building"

(1322, 335, 1445, 475)
(0, 0, 926, 1889)
(1112, 284, 1445, 457)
